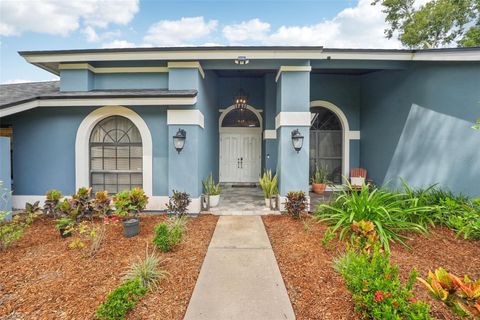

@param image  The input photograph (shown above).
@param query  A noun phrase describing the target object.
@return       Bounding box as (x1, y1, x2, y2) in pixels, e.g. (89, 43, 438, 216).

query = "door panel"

(220, 130, 261, 183)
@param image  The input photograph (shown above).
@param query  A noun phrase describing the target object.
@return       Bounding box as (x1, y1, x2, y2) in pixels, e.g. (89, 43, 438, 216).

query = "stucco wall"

(310, 74, 362, 172)
(3, 106, 169, 197)
(198, 71, 219, 189)
(360, 62, 480, 197)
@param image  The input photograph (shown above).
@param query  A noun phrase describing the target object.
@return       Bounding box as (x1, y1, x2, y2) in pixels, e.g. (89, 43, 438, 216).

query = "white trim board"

(167, 110, 205, 128)
(75, 106, 153, 197)
(275, 112, 311, 129)
(0, 96, 197, 118)
(263, 129, 277, 140)
(59, 63, 169, 74)
(22, 49, 480, 65)
(275, 65, 312, 82)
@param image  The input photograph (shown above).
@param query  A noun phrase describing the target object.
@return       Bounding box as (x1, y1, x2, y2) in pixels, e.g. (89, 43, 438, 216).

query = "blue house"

(0, 46, 479, 213)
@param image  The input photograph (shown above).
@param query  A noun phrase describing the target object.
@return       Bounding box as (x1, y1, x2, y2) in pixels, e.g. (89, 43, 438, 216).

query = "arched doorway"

(219, 105, 262, 183)
(89, 115, 143, 193)
(310, 106, 344, 185)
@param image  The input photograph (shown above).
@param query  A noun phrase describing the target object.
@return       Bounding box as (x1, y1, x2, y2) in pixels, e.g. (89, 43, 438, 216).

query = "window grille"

(89, 116, 143, 194)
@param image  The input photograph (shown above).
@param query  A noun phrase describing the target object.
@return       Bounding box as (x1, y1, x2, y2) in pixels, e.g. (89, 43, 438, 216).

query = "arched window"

(89, 116, 143, 193)
(221, 108, 260, 127)
(310, 108, 343, 184)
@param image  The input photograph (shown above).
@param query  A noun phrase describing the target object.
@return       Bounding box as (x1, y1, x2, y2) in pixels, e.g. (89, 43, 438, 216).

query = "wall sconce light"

(235, 56, 249, 65)
(291, 129, 304, 153)
(173, 128, 186, 153)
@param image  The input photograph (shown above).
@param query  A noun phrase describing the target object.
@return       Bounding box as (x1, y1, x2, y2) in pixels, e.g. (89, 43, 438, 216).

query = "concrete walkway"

(184, 216, 295, 320)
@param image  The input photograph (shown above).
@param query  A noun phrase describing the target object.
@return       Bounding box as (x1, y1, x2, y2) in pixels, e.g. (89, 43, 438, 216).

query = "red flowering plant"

(335, 246, 432, 319)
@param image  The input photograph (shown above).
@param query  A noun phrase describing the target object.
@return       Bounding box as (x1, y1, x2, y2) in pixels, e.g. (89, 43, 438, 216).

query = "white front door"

(220, 129, 261, 183)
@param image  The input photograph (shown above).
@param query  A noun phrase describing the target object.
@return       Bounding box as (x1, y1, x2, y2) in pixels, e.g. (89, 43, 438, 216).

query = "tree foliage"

(372, 0, 480, 48)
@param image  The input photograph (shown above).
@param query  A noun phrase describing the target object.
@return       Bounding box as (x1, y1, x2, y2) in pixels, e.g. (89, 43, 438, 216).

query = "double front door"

(219, 129, 261, 183)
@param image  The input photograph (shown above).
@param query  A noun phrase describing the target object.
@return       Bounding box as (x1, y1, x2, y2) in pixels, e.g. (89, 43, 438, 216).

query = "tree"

(473, 118, 480, 130)
(372, 0, 480, 48)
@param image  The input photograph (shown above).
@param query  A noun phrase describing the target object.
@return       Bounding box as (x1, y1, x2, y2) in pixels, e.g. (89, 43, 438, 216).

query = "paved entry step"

(184, 216, 295, 320)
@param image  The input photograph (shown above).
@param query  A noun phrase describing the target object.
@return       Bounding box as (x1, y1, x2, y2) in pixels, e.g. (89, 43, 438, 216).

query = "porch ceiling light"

(291, 129, 304, 153)
(234, 56, 249, 65)
(173, 128, 186, 153)
(234, 88, 248, 109)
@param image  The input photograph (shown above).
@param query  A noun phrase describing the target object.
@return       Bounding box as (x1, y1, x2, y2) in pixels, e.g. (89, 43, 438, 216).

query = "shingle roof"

(0, 81, 59, 108)
(0, 81, 197, 109)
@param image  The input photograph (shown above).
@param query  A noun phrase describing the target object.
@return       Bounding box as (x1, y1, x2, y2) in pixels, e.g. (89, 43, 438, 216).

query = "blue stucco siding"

(310, 74, 361, 131)
(217, 76, 265, 109)
(360, 63, 480, 197)
(263, 73, 278, 172)
(94, 73, 168, 90)
(0, 137, 12, 217)
(60, 69, 94, 91)
(168, 125, 201, 197)
(198, 71, 219, 190)
(168, 68, 199, 91)
(277, 71, 310, 113)
(3, 106, 169, 197)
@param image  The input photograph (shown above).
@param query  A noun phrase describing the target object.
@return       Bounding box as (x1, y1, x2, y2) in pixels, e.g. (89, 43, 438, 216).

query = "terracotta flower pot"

(312, 183, 327, 194)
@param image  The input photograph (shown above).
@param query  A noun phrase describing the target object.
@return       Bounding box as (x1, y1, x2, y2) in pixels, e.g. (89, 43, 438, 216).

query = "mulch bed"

(262, 215, 480, 320)
(0, 214, 218, 320)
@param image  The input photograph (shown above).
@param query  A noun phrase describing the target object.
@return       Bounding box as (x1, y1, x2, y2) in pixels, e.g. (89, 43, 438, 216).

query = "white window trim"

(310, 100, 359, 183)
(75, 106, 153, 197)
(218, 104, 263, 129)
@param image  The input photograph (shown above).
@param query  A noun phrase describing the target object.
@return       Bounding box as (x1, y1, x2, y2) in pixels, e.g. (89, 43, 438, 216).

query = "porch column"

(0, 137, 12, 219)
(275, 66, 312, 208)
(167, 62, 204, 213)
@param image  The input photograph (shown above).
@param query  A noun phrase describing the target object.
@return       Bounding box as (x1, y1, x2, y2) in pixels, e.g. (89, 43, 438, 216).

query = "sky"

(0, 0, 402, 84)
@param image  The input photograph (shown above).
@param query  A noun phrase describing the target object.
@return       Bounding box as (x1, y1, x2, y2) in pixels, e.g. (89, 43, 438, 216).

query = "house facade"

(0, 46, 479, 213)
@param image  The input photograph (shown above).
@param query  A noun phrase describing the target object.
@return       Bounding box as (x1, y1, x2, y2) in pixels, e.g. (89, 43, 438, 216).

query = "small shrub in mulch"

(284, 191, 308, 219)
(153, 217, 187, 252)
(96, 248, 167, 320)
(335, 247, 432, 319)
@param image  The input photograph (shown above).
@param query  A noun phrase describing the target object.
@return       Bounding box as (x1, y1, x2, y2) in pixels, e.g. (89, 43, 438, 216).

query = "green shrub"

(123, 247, 168, 290)
(403, 182, 480, 240)
(113, 188, 149, 218)
(96, 278, 147, 320)
(317, 183, 432, 252)
(335, 248, 432, 319)
(152, 217, 186, 252)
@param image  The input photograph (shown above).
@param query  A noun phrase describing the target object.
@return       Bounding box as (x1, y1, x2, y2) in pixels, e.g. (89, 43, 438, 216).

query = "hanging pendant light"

(234, 89, 248, 109)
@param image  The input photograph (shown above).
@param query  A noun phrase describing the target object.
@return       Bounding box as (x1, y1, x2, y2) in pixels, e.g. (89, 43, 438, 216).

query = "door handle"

(237, 158, 240, 168)
(240, 157, 243, 168)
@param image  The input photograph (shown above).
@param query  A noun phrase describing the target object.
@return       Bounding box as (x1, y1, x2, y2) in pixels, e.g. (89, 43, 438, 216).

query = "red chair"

(350, 168, 369, 191)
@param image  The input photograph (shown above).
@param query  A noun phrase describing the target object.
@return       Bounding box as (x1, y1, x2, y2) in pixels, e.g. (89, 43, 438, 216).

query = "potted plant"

(54, 217, 75, 238)
(202, 173, 221, 207)
(311, 165, 329, 194)
(113, 188, 148, 238)
(259, 170, 279, 209)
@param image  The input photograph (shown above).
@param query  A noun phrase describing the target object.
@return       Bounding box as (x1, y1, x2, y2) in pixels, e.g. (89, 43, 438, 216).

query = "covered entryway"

(219, 105, 262, 183)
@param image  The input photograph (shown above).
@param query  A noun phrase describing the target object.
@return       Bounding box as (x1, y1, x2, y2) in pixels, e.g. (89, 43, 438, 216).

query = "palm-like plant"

(316, 182, 434, 253)
(259, 170, 278, 199)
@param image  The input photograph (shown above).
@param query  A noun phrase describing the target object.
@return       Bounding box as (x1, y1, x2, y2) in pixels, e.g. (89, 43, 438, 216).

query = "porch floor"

(204, 185, 280, 215)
